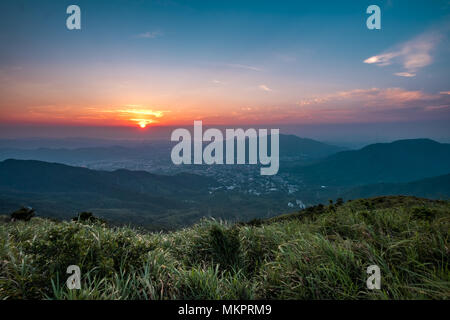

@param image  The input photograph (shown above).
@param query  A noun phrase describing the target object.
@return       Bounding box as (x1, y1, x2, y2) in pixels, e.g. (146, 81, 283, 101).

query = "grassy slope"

(0, 195, 449, 300)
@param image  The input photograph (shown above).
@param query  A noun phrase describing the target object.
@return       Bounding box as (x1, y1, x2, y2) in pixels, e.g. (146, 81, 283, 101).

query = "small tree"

(11, 207, 35, 221)
(72, 212, 105, 224)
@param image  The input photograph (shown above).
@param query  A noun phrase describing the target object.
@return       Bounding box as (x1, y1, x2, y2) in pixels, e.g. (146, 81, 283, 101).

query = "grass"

(0, 195, 448, 300)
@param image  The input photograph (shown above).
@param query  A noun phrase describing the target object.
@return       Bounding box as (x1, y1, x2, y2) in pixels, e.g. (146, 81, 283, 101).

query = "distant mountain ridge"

(0, 134, 345, 166)
(0, 145, 170, 165)
(278, 134, 346, 158)
(289, 139, 450, 186)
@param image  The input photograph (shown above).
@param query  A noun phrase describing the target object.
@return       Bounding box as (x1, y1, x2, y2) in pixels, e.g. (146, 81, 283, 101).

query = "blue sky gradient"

(0, 0, 449, 142)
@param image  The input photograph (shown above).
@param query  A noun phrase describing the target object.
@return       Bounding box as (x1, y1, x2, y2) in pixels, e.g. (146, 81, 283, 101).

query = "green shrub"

(208, 225, 242, 271)
(11, 207, 35, 221)
(410, 207, 437, 221)
(72, 212, 106, 224)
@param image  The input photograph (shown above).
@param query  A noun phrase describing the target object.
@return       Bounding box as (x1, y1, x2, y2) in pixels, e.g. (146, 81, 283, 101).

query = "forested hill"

(289, 139, 450, 186)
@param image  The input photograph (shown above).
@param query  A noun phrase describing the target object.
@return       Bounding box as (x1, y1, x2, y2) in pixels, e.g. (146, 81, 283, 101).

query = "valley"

(0, 136, 449, 229)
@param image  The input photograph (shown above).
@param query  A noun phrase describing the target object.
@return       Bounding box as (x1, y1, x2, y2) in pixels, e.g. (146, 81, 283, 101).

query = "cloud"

(291, 87, 450, 122)
(424, 105, 450, 111)
(135, 31, 163, 39)
(394, 72, 416, 77)
(440, 91, 450, 95)
(364, 31, 441, 76)
(114, 107, 166, 126)
(364, 52, 400, 67)
(225, 64, 262, 72)
(117, 108, 164, 118)
(259, 84, 272, 92)
(297, 87, 441, 110)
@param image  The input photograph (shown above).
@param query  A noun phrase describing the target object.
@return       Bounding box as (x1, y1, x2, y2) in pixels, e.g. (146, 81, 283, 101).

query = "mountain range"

(0, 137, 449, 227)
(0, 134, 345, 166)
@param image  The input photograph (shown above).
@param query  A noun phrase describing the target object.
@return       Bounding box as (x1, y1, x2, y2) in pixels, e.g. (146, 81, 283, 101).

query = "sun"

(127, 109, 163, 129)
(133, 119, 153, 128)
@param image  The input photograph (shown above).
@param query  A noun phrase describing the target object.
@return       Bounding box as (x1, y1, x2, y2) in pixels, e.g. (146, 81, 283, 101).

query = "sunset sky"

(0, 0, 449, 141)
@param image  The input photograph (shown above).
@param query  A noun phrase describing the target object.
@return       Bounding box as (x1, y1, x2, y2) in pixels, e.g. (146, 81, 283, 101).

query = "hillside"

(0, 159, 216, 195)
(0, 159, 299, 228)
(0, 159, 217, 228)
(278, 134, 345, 158)
(344, 174, 450, 200)
(289, 139, 450, 186)
(0, 195, 448, 300)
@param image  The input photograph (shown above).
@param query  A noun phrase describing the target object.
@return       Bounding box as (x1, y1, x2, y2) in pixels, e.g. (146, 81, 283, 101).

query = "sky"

(0, 0, 449, 142)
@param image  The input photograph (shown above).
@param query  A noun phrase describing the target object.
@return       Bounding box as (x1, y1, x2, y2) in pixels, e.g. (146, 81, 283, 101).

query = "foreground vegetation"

(0, 196, 449, 299)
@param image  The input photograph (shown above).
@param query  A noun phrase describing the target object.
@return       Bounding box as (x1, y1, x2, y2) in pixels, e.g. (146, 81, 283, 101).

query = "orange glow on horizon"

(2, 85, 447, 128)
(132, 118, 155, 128)
(124, 107, 165, 128)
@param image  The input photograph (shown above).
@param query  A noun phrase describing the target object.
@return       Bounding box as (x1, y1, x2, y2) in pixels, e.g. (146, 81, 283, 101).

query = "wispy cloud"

(394, 72, 416, 78)
(98, 105, 167, 126)
(115, 107, 166, 127)
(364, 31, 441, 77)
(202, 87, 447, 124)
(225, 64, 262, 72)
(297, 87, 436, 108)
(135, 31, 163, 39)
(259, 84, 272, 92)
(117, 108, 165, 118)
(424, 105, 450, 111)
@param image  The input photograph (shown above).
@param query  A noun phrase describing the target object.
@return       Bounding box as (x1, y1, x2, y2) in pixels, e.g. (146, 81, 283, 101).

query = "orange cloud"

(297, 88, 435, 109)
(0, 103, 170, 127)
(259, 84, 273, 92)
(102, 106, 167, 127)
(287, 87, 450, 123)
